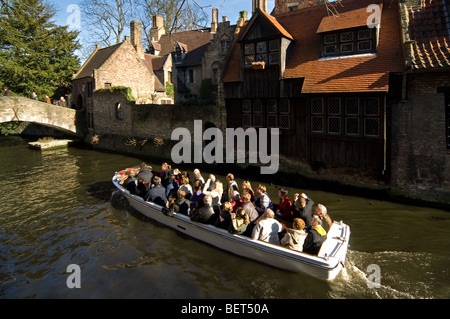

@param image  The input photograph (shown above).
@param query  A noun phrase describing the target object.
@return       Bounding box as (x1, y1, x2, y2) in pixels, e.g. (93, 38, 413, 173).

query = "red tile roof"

(407, 0, 450, 70)
(223, 0, 405, 93)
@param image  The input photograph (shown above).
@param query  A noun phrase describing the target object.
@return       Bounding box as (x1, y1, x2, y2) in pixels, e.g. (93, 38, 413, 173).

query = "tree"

(79, 0, 134, 47)
(135, 0, 208, 43)
(0, 0, 80, 99)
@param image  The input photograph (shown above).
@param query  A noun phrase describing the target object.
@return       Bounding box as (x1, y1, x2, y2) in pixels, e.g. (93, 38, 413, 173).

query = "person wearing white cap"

(292, 192, 315, 227)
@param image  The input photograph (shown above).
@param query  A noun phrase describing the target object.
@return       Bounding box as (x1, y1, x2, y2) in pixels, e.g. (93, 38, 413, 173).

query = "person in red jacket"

(276, 187, 293, 222)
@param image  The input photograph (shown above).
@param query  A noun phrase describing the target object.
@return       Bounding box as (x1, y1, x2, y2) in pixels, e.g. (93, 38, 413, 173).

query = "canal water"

(0, 135, 449, 299)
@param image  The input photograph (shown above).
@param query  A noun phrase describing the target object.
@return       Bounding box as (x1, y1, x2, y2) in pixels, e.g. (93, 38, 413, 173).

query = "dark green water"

(1, 136, 449, 299)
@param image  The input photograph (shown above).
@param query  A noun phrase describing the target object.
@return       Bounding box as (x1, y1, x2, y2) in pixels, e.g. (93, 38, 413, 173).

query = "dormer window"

(321, 27, 377, 57)
(244, 39, 280, 67)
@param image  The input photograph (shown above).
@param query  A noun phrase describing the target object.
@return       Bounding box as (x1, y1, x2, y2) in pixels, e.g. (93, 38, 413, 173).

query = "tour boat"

(112, 172, 351, 281)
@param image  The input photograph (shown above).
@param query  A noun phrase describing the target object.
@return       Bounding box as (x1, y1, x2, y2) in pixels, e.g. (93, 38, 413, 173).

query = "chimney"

(252, 0, 267, 14)
(130, 20, 145, 59)
(150, 15, 166, 42)
(211, 8, 218, 33)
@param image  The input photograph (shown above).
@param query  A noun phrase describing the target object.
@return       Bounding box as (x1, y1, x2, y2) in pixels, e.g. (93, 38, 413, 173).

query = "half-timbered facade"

(222, 0, 404, 181)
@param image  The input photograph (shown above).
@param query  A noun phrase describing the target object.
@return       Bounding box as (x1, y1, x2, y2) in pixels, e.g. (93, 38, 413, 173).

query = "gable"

(238, 9, 294, 42)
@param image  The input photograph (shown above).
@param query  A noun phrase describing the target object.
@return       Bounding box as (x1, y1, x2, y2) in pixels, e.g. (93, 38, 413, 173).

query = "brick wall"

(95, 40, 156, 104)
(390, 72, 450, 202)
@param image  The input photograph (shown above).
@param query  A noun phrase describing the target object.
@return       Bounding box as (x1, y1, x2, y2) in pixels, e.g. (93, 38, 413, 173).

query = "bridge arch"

(0, 96, 81, 136)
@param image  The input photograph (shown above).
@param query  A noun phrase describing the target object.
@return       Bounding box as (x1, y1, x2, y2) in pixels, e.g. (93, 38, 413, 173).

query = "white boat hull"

(113, 177, 350, 281)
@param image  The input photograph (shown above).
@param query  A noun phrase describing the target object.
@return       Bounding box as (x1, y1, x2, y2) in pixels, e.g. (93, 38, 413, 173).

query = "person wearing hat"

(292, 192, 315, 227)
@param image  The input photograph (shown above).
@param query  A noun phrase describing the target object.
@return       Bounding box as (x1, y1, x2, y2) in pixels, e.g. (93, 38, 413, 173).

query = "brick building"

(390, 0, 450, 201)
(71, 20, 170, 129)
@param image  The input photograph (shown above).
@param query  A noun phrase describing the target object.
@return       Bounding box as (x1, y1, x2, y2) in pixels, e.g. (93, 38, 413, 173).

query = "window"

(311, 97, 381, 138)
(244, 39, 280, 67)
(221, 39, 230, 54)
(322, 27, 376, 57)
(188, 70, 194, 83)
(105, 83, 112, 88)
(115, 103, 123, 120)
(241, 99, 291, 130)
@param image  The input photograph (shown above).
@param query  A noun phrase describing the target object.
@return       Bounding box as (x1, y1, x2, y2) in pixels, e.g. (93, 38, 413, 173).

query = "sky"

(48, 0, 276, 31)
(46, 0, 275, 61)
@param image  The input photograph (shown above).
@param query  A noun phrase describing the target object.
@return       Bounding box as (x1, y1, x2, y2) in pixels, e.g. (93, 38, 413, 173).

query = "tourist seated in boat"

(230, 190, 242, 212)
(123, 169, 138, 194)
(241, 191, 259, 224)
(180, 176, 193, 200)
(135, 178, 149, 198)
(228, 207, 250, 235)
(215, 201, 233, 230)
(241, 180, 255, 202)
(281, 218, 308, 252)
(254, 184, 274, 215)
(292, 193, 315, 227)
(190, 180, 204, 210)
(203, 177, 223, 215)
(190, 195, 216, 225)
(313, 204, 333, 233)
(136, 163, 153, 185)
(173, 168, 182, 185)
(167, 189, 190, 217)
(275, 187, 293, 223)
(205, 174, 217, 191)
(165, 174, 179, 199)
(303, 215, 327, 255)
(251, 209, 285, 245)
(222, 173, 239, 202)
(193, 168, 205, 187)
(160, 162, 171, 188)
(143, 176, 167, 207)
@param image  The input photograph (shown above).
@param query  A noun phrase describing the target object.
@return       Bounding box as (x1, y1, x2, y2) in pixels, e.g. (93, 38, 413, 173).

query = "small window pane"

(245, 55, 255, 66)
(256, 54, 266, 62)
(268, 115, 278, 128)
(243, 114, 252, 127)
(328, 117, 341, 134)
(311, 98, 323, 114)
(324, 45, 337, 55)
(324, 34, 337, 44)
(280, 115, 290, 129)
(340, 31, 354, 42)
(365, 98, 379, 116)
(340, 43, 354, 53)
(328, 98, 341, 115)
(253, 99, 263, 113)
(345, 118, 359, 135)
(245, 43, 254, 54)
(269, 39, 279, 51)
(269, 53, 279, 64)
(242, 100, 252, 113)
(267, 99, 278, 114)
(312, 117, 324, 133)
(358, 29, 372, 40)
(253, 114, 263, 127)
(257, 41, 267, 53)
(345, 98, 359, 115)
(279, 100, 290, 114)
(358, 40, 372, 52)
(365, 118, 379, 137)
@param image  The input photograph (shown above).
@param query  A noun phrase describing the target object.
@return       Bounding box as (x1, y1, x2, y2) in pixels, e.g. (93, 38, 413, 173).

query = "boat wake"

(330, 250, 449, 299)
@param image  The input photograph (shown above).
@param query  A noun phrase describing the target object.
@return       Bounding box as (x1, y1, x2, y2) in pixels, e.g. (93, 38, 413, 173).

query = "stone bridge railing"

(0, 96, 80, 136)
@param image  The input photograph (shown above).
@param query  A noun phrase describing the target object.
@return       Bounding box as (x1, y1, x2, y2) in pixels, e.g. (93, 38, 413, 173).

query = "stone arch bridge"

(0, 96, 82, 136)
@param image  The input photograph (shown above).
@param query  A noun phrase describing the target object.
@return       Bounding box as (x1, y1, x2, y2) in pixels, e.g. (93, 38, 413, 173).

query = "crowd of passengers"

(119, 162, 334, 256)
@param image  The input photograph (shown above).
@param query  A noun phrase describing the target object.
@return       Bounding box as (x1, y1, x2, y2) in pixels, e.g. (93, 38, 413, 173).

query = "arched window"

(115, 102, 123, 120)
